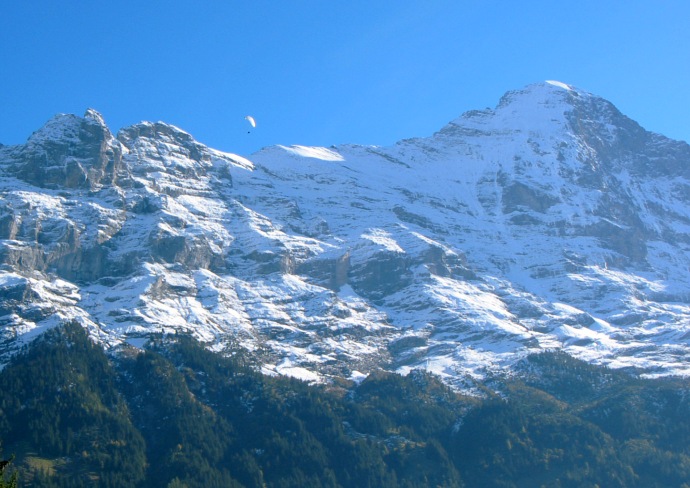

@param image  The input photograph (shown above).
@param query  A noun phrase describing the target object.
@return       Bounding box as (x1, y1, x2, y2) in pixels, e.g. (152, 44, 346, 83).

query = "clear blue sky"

(1, 1, 689, 156)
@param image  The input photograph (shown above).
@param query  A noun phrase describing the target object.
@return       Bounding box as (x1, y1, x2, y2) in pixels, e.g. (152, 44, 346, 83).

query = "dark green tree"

(0, 455, 17, 488)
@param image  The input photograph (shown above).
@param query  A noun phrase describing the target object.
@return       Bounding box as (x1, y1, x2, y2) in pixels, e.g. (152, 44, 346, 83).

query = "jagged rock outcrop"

(9, 109, 123, 190)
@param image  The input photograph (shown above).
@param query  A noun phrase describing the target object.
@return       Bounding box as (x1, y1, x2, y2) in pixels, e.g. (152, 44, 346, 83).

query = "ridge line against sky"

(1, 1, 689, 156)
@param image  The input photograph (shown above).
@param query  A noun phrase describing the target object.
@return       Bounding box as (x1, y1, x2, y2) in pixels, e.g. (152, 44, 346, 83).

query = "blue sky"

(2, 1, 689, 156)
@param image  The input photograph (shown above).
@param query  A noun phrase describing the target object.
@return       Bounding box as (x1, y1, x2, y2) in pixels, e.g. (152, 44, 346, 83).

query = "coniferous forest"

(1, 323, 690, 487)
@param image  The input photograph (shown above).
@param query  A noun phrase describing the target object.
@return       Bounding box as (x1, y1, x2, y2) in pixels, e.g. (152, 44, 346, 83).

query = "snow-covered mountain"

(2, 81, 690, 386)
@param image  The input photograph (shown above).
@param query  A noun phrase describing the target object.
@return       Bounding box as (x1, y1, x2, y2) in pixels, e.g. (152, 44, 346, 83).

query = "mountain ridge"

(2, 81, 690, 386)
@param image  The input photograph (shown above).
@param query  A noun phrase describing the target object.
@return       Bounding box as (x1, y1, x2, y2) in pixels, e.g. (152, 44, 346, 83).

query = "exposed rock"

(12, 109, 123, 190)
(502, 181, 559, 214)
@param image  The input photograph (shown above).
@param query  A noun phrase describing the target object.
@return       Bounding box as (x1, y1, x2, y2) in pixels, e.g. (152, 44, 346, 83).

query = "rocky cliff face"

(2, 81, 690, 385)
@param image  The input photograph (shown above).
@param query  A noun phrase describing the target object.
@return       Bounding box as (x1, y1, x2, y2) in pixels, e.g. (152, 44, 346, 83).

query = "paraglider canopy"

(245, 115, 256, 128)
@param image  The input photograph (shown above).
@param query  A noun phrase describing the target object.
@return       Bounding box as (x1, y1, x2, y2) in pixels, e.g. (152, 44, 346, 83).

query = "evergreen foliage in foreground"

(1, 323, 690, 487)
(0, 453, 17, 488)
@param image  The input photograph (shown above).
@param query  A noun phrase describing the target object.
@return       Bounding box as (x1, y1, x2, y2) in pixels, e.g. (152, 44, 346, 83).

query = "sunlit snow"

(278, 145, 345, 161)
(545, 80, 573, 91)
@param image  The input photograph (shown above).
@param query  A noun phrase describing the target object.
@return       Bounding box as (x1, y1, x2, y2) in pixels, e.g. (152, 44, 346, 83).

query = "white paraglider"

(245, 115, 256, 128)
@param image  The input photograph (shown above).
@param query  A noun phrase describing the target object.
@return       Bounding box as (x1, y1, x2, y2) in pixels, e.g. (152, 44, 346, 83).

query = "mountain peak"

(25, 109, 115, 148)
(84, 108, 107, 127)
(494, 80, 588, 111)
(435, 81, 587, 144)
(26, 112, 85, 146)
(10, 109, 122, 190)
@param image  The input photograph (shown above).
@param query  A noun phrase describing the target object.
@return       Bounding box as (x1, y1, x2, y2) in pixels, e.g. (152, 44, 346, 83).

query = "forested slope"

(1, 324, 689, 487)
